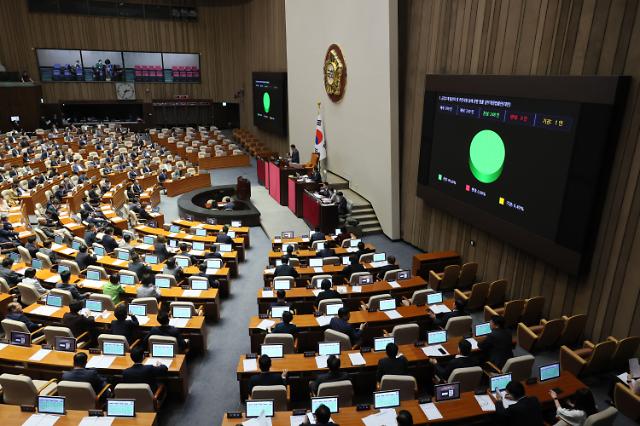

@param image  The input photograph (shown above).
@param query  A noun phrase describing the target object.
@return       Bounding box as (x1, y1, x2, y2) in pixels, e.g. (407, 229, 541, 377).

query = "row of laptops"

(270, 271, 410, 291)
(244, 363, 563, 417)
(168, 224, 238, 238)
(37, 396, 137, 417)
(168, 221, 242, 234)
(45, 295, 194, 319)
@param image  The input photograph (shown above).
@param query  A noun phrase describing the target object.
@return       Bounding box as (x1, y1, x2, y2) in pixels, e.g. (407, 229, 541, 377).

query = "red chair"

(185, 67, 193, 81)
(154, 66, 163, 82)
(142, 66, 151, 81)
(192, 67, 200, 81)
(172, 66, 179, 82)
(134, 65, 143, 82)
(179, 66, 187, 81)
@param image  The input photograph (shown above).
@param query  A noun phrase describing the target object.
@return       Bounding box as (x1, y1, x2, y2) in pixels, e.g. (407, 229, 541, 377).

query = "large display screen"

(418, 75, 628, 274)
(253, 72, 288, 136)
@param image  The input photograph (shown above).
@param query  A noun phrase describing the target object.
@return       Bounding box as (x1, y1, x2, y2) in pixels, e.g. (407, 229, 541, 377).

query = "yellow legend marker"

(499, 197, 505, 205)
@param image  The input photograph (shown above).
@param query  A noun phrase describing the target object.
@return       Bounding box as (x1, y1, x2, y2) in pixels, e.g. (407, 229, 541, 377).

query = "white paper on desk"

(190, 250, 205, 257)
(168, 233, 179, 238)
(136, 243, 152, 250)
(313, 267, 324, 273)
(336, 285, 347, 294)
(429, 304, 451, 314)
(315, 315, 331, 327)
(362, 408, 397, 426)
(420, 402, 443, 420)
(21, 414, 60, 426)
(112, 259, 127, 266)
(136, 316, 150, 326)
(80, 279, 104, 288)
(205, 268, 220, 275)
(264, 268, 275, 274)
(289, 415, 306, 426)
(387, 281, 401, 288)
(29, 349, 52, 362)
(0, 343, 7, 351)
(370, 261, 389, 268)
(256, 319, 275, 330)
(348, 352, 366, 366)
(243, 358, 258, 372)
(182, 290, 202, 298)
(466, 338, 479, 350)
(144, 357, 173, 368)
(351, 285, 362, 293)
(311, 289, 321, 297)
(51, 243, 63, 250)
(474, 394, 496, 412)
(346, 247, 357, 253)
(169, 318, 189, 328)
(498, 391, 518, 408)
(78, 417, 115, 426)
(243, 413, 272, 426)
(31, 305, 60, 316)
(15, 268, 27, 275)
(384, 309, 402, 319)
(61, 248, 76, 255)
(617, 372, 630, 383)
(44, 274, 61, 284)
(422, 345, 449, 357)
(315, 355, 328, 369)
(262, 290, 274, 298)
(301, 237, 310, 243)
(86, 355, 116, 369)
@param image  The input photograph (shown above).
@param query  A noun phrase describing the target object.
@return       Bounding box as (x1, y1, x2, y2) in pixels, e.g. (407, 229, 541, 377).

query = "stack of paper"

(370, 261, 389, 268)
(136, 316, 150, 326)
(466, 338, 479, 350)
(429, 304, 451, 314)
(384, 310, 402, 319)
(420, 403, 443, 420)
(348, 352, 366, 366)
(264, 268, 275, 274)
(30, 305, 60, 316)
(86, 355, 116, 369)
(474, 394, 496, 411)
(262, 290, 274, 298)
(243, 358, 258, 372)
(182, 290, 202, 298)
(78, 417, 115, 426)
(313, 267, 324, 273)
(144, 357, 173, 368)
(422, 345, 449, 357)
(362, 408, 397, 426)
(351, 286, 362, 293)
(315, 316, 331, 327)
(205, 268, 220, 275)
(315, 355, 328, 368)
(21, 414, 60, 426)
(169, 318, 190, 328)
(387, 281, 401, 288)
(256, 319, 275, 330)
(61, 248, 76, 255)
(29, 349, 51, 362)
(14, 268, 27, 275)
(80, 279, 104, 287)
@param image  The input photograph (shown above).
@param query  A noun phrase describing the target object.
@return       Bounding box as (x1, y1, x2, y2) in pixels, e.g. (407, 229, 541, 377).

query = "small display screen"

(427, 330, 447, 345)
(311, 396, 339, 413)
(434, 383, 460, 402)
(172, 306, 192, 318)
(246, 400, 274, 418)
(374, 337, 395, 352)
(260, 344, 284, 358)
(106, 399, 135, 417)
(318, 342, 340, 356)
(325, 303, 342, 316)
(490, 373, 512, 392)
(373, 390, 400, 409)
(38, 396, 65, 415)
(427, 292, 443, 305)
(539, 363, 561, 381)
(102, 341, 125, 356)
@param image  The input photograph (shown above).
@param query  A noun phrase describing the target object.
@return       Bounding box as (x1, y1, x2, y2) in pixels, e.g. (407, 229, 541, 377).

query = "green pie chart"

(469, 129, 505, 184)
(263, 92, 271, 113)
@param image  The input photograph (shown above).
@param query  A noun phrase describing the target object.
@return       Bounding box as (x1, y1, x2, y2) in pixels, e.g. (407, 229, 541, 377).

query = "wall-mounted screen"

(253, 72, 288, 136)
(417, 75, 628, 274)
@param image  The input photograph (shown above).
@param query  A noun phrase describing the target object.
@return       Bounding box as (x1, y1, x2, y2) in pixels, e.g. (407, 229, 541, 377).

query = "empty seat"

(17, 283, 43, 306)
(323, 329, 352, 351)
(251, 385, 288, 411)
(57, 380, 109, 410)
(613, 383, 639, 422)
(559, 314, 587, 347)
(584, 406, 618, 426)
(520, 296, 545, 326)
(389, 323, 419, 345)
(444, 316, 472, 337)
(264, 333, 295, 354)
(448, 366, 483, 392)
(114, 383, 164, 412)
(517, 318, 565, 352)
(454, 281, 489, 311)
(428, 265, 460, 291)
(485, 279, 508, 307)
(485, 299, 525, 329)
(0, 373, 57, 405)
(608, 336, 640, 372)
(43, 326, 88, 349)
(364, 294, 393, 311)
(456, 262, 478, 290)
(488, 354, 536, 383)
(402, 289, 434, 306)
(560, 339, 616, 377)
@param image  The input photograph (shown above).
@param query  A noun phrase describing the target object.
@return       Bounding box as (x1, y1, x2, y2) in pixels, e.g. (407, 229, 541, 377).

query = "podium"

(302, 190, 338, 234)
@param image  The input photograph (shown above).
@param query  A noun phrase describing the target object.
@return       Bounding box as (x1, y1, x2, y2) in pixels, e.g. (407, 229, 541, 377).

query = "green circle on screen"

(469, 129, 505, 184)
(263, 92, 271, 113)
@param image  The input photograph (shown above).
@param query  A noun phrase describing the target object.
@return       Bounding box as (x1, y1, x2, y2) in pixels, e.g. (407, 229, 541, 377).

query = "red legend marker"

(465, 185, 470, 192)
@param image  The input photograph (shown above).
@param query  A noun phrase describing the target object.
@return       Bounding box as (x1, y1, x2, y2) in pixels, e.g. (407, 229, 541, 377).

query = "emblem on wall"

(324, 44, 346, 102)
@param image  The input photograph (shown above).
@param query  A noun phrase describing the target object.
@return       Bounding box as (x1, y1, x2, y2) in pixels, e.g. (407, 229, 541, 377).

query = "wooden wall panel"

(400, 0, 640, 341)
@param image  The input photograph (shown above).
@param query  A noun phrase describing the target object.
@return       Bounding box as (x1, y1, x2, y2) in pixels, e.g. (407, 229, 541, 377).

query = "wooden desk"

(198, 154, 251, 169)
(412, 251, 461, 278)
(165, 173, 211, 197)
(136, 173, 158, 190)
(267, 245, 375, 265)
(140, 185, 161, 208)
(267, 162, 297, 206)
(302, 190, 338, 234)
(103, 183, 127, 210)
(0, 405, 157, 425)
(262, 261, 391, 286)
(257, 276, 429, 314)
(106, 171, 129, 186)
(172, 219, 251, 247)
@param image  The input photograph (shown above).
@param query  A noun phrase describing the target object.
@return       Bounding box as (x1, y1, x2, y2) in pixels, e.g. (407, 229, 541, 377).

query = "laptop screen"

(191, 279, 208, 290)
(119, 274, 135, 285)
(145, 255, 158, 264)
(275, 259, 282, 267)
(246, 400, 274, 418)
(228, 231, 236, 238)
(397, 270, 410, 280)
(374, 336, 395, 352)
(316, 242, 325, 251)
(151, 343, 175, 358)
(128, 304, 147, 317)
(54, 235, 64, 245)
(349, 239, 361, 247)
(490, 373, 512, 392)
(71, 241, 82, 250)
(86, 270, 101, 281)
(373, 390, 400, 409)
(10, 331, 30, 347)
(106, 399, 136, 417)
(195, 229, 207, 236)
(341, 256, 350, 266)
(169, 225, 180, 233)
(231, 221, 242, 227)
(192, 241, 205, 251)
(539, 363, 561, 381)
(378, 298, 396, 311)
(335, 228, 341, 235)
(309, 258, 323, 267)
(372, 252, 386, 262)
(427, 330, 447, 345)
(143, 235, 155, 245)
(270, 306, 290, 318)
(219, 244, 232, 252)
(427, 292, 443, 305)
(273, 279, 291, 290)
(156, 277, 171, 288)
(54, 336, 76, 352)
(261, 344, 284, 358)
(172, 306, 192, 318)
(311, 396, 339, 413)
(168, 239, 178, 248)
(38, 396, 65, 415)
(318, 342, 341, 356)
(93, 246, 105, 257)
(47, 294, 63, 307)
(474, 322, 492, 337)
(281, 243, 293, 253)
(31, 258, 43, 270)
(175, 257, 190, 268)
(434, 383, 460, 402)
(117, 250, 130, 261)
(58, 265, 70, 274)
(8, 252, 20, 262)
(315, 277, 332, 288)
(103, 341, 125, 356)
(206, 259, 223, 269)
(325, 303, 343, 316)
(85, 299, 103, 312)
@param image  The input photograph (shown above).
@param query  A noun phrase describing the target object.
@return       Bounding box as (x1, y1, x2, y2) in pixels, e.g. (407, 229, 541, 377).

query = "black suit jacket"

(274, 264, 298, 278)
(311, 371, 349, 394)
(329, 317, 360, 345)
(478, 328, 513, 369)
(153, 243, 170, 262)
(128, 262, 150, 280)
(342, 263, 366, 279)
(75, 252, 97, 271)
(432, 309, 466, 328)
(62, 312, 96, 337)
(495, 396, 544, 426)
(272, 322, 298, 335)
(84, 231, 97, 247)
(315, 289, 341, 306)
(101, 235, 118, 253)
(248, 372, 284, 392)
(317, 248, 334, 258)
(434, 355, 479, 381)
(110, 318, 139, 344)
(61, 368, 107, 393)
(376, 355, 408, 382)
(145, 325, 186, 350)
(122, 363, 168, 392)
(309, 232, 325, 243)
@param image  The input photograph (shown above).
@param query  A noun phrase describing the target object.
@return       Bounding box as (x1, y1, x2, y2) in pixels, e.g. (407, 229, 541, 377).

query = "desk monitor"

(378, 298, 396, 311)
(143, 235, 155, 245)
(86, 270, 101, 281)
(311, 396, 339, 413)
(539, 363, 561, 381)
(434, 382, 460, 402)
(219, 244, 232, 252)
(474, 322, 492, 337)
(38, 395, 65, 415)
(57, 264, 70, 274)
(145, 254, 158, 265)
(316, 242, 325, 251)
(54, 336, 76, 352)
(117, 250, 130, 261)
(246, 399, 274, 418)
(372, 252, 386, 262)
(169, 225, 181, 233)
(168, 239, 178, 248)
(206, 259, 223, 269)
(275, 259, 282, 266)
(128, 304, 147, 317)
(85, 299, 103, 312)
(341, 256, 350, 266)
(172, 306, 192, 319)
(273, 279, 291, 290)
(71, 240, 82, 250)
(490, 373, 512, 392)
(397, 270, 410, 280)
(93, 245, 105, 257)
(155, 277, 171, 288)
(151, 343, 175, 358)
(54, 235, 64, 245)
(8, 252, 20, 262)
(334, 228, 341, 236)
(31, 258, 43, 270)
(315, 278, 332, 288)
(318, 342, 341, 356)
(175, 257, 190, 268)
(325, 303, 342, 316)
(349, 239, 361, 248)
(10, 330, 30, 347)
(261, 344, 284, 358)
(374, 336, 395, 352)
(373, 390, 400, 409)
(102, 341, 125, 356)
(192, 241, 205, 251)
(231, 221, 242, 227)
(427, 330, 447, 345)
(119, 274, 135, 286)
(106, 399, 136, 417)
(358, 274, 373, 285)
(309, 258, 323, 267)
(46, 294, 63, 307)
(270, 306, 290, 319)
(195, 228, 207, 236)
(281, 231, 294, 239)
(228, 231, 236, 238)
(426, 292, 443, 305)
(191, 279, 208, 290)
(281, 243, 293, 253)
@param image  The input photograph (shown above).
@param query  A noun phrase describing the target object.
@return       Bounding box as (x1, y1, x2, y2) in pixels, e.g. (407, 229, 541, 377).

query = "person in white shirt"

(21, 268, 48, 296)
(549, 388, 597, 426)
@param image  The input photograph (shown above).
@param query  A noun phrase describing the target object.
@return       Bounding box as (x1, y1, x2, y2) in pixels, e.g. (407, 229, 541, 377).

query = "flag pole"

(316, 101, 326, 181)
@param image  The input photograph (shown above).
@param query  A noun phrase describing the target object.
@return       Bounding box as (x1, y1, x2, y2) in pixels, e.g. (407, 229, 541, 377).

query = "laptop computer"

(374, 336, 395, 352)
(372, 252, 386, 262)
(219, 244, 232, 252)
(311, 396, 339, 413)
(31, 258, 43, 270)
(192, 241, 205, 251)
(373, 390, 400, 409)
(156, 277, 171, 288)
(539, 363, 561, 381)
(270, 306, 290, 319)
(318, 342, 341, 356)
(54, 336, 77, 352)
(427, 330, 447, 345)
(325, 303, 342, 316)
(46, 294, 63, 307)
(246, 400, 274, 418)
(38, 395, 66, 415)
(172, 306, 192, 319)
(474, 322, 492, 337)
(490, 373, 512, 392)
(434, 382, 460, 402)
(260, 344, 284, 358)
(106, 399, 136, 417)
(102, 341, 126, 356)
(128, 304, 147, 317)
(116, 250, 130, 261)
(151, 343, 175, 358)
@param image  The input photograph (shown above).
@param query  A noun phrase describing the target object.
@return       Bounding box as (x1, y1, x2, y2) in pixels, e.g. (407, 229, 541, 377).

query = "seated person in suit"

(178, 243, 197, 266)
(248, 354, 287, 393)
(56, 270, 87, 301)
(377, 255, 399, 280)
(495, 381, 544, 426)
(549, 388, 597, 426)
(478, 315, 514, 369)
(428, 298, 467, 328)
(162, 257, 183, 282)
(270, 289, 292, 309)
(335, 226, 351, 245)
(215, 226, 233, 244)
(316, 243, 335, 259)
(128, 252, 151, 280)
(6, 302, 41, 332)
(101, 227, 119, 253)
(353, 241, 373, 262)
(195, 263, 220, 288)
(62, 352, 109, 395)
(145, 311, 186, 351)
(328, 307, 366, 346)
(24, 236, 39, 259)
(103, 274, 125, 305)
(63, 300, 96, 340)
(153, 236, 170, 262)
(204, 244, 222, 259)
(75, 244, 97, 271)
(274, 256, 299, 278)
(304, 404, 336, 426)
(315, 279, 341, 307)
(310, 355, 350, 395)
(122, 346, 168, 392)
(84, 223, 97, 247)
(376, 342, 408, 383)
(0, 257, 21, 286)
(309, 227, 325, 244)
(342, 255, 366, 281)
(429, 338, 478, 382)
(110, 303, 139, 344)
(271, 310, 298, 335)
